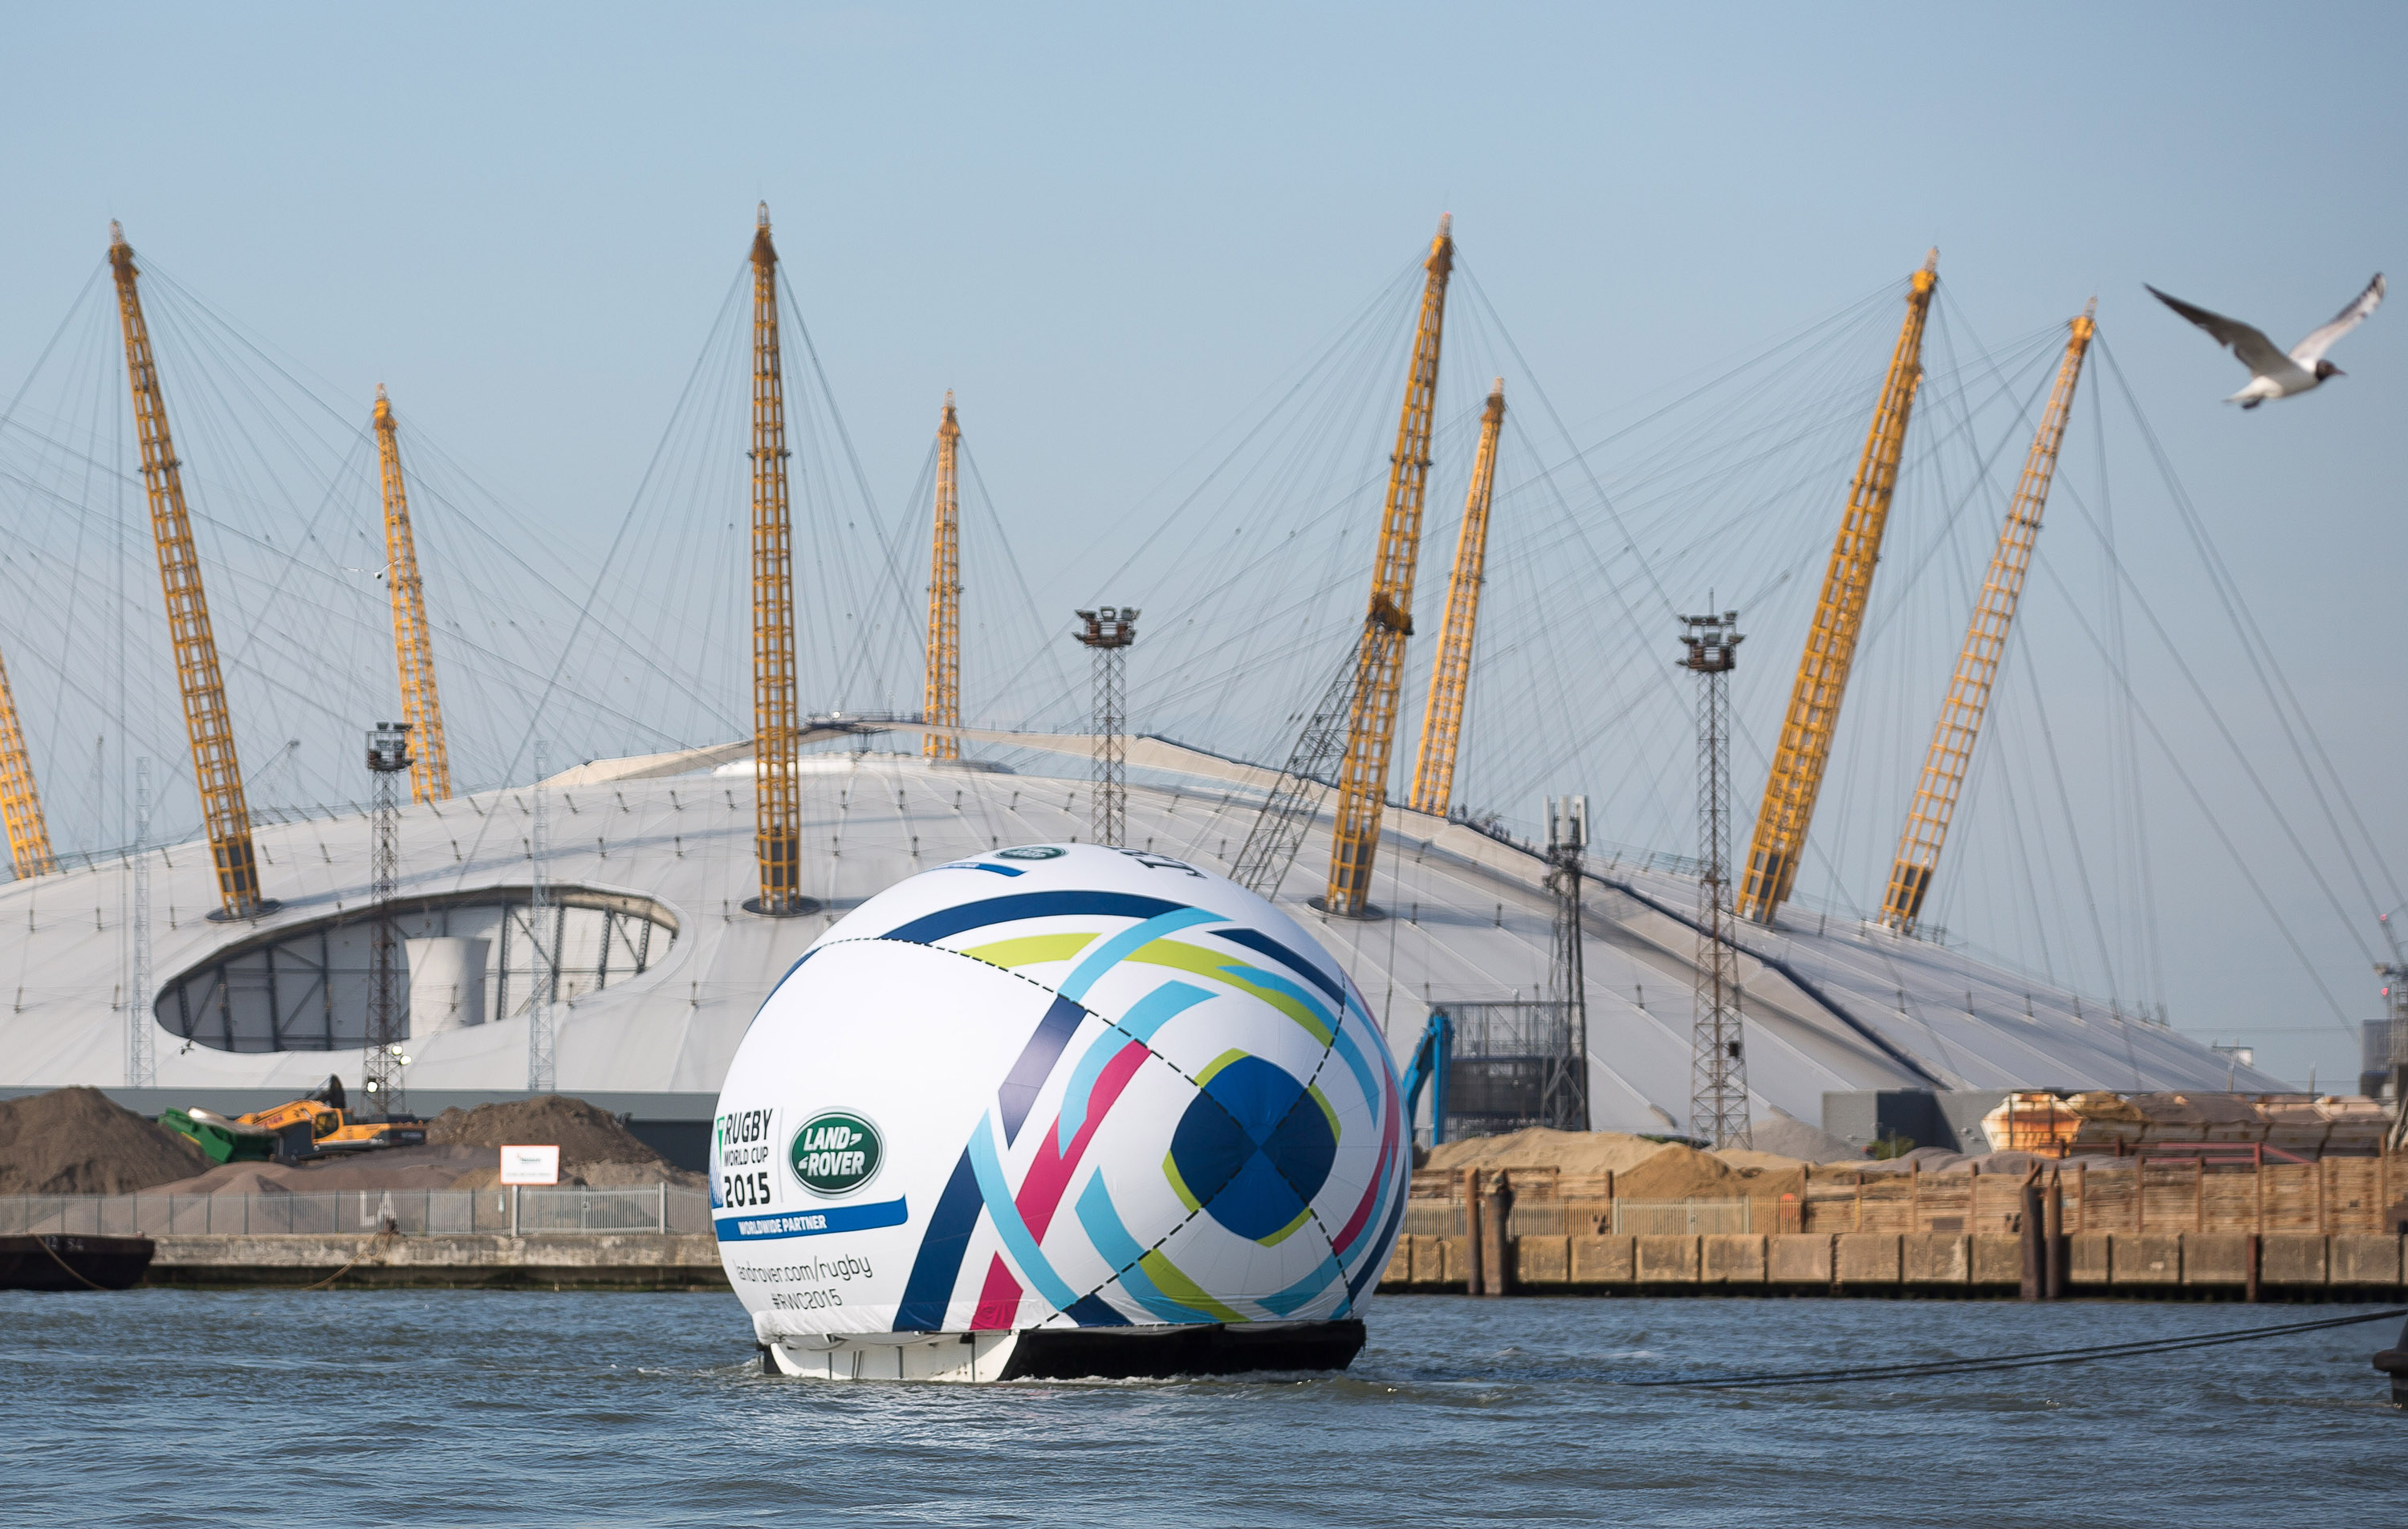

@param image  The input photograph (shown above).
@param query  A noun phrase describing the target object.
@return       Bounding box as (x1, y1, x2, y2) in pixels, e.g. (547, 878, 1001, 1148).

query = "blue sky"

(2, 3, 2401, 1086)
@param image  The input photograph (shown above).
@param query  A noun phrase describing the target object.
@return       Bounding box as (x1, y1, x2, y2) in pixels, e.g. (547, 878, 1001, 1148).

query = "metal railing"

(0, 1186, 714, 1237)
(1612, 1199, 1751, 1235)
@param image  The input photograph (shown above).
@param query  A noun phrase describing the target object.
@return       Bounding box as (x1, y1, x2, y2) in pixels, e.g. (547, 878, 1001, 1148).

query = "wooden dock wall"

(1381, 1156, 2408, 1297)
(1377, 1228, 2408, 1295)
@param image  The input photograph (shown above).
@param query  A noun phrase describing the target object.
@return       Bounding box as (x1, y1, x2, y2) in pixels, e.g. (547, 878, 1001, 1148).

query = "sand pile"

(425, 1096, 701, 1188)
(0, 1087, 212, 1194)
(1421, 1127, 1820, 1206)
(1424, 1128, 1670, 1177)
(1743, 1108, 1864, 1165)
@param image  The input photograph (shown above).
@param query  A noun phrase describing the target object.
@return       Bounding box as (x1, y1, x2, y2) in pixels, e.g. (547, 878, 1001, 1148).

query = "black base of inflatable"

(999, 1318, 1366, 1380)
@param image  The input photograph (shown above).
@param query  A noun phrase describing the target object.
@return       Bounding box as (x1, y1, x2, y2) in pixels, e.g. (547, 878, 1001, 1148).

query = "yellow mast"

(108, 222, 266, 919)
(1735, 251, 1938, 925)
(923, 392, 962, 762)
(1408, 377, 1505, 816)
(748, 204, 804, 914)
(372, 385, 453, 803)
(1881, 303, 2094, 931)
(1324, 214, 1453, 916)
(0, 645, 56, 878)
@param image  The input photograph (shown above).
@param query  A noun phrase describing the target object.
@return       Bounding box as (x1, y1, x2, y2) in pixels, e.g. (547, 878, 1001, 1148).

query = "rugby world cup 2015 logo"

(789, 1112, 882, 1198)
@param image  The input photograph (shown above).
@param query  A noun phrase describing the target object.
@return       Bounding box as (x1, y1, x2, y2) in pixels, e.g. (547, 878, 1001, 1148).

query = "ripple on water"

(3, 1289, 2402, 1527)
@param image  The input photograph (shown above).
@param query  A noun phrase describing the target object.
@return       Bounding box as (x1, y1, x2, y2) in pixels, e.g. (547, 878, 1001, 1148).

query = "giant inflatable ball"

(713, 843, 1408, 1380)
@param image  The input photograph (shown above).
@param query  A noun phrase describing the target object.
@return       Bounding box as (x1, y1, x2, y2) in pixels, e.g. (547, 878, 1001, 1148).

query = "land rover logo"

(789, 1112, 882, 1197)
(995, 845, 1065, 860)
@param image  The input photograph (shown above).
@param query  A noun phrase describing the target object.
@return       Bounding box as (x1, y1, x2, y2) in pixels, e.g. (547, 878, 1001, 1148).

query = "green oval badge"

(789, 1111, 882, 1198)
(995, 844, 1065, 860)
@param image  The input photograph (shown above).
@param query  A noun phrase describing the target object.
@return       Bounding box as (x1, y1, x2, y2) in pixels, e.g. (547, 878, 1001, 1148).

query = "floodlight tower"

(1683, 611, 1751, 1148)
(364, 722, 412, 1116)
(1076, 607, 1137, 848)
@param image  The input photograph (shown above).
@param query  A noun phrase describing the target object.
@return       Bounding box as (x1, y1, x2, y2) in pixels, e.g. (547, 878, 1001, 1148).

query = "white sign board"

(499, 1144, 560, 1185)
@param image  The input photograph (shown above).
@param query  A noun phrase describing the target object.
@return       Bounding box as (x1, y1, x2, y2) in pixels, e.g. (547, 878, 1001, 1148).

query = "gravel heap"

(0, 1087, 211, 1194)
(425, 1095, 701, 1188)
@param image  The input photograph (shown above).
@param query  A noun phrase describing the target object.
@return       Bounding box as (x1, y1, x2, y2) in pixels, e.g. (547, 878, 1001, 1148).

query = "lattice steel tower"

(372, 386, 454, 803)
(1076, 608, 1137, 847)
(925, 394, 963, 762)
(109, 222, 267, 920)
(364, 722, 411, 1116)
(1409, 379, 1506, 816)
(1881, 303, 2093, 932)
(0, 641, 55, 879)
(1543, 793, 1591, 1133)
(746, 204, 811, 917)
(1737, 254, 1936, 925)
(1324, 214, 1454, 917)
(1683, 611, 1750, 1148)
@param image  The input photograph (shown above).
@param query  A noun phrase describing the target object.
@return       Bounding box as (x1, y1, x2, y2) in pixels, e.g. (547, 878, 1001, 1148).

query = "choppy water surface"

(6, 1290, 2400, 1526)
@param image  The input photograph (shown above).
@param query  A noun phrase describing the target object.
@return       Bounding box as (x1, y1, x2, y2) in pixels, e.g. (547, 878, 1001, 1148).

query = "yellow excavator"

(165, 1076, 427, 1165)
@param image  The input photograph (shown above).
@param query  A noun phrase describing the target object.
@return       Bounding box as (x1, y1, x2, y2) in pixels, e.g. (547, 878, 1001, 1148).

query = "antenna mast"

(1881, 303, 2094, 932)
(1409, 378, 1506, 817)
(925, 393, 962, 762)
(108, 222, 267, 920)
(372, 386, 454, 803)
(1685, 610, 1750, 1148)
(1323, 213, 1454, 917)
(1736, 253, 1937, 925)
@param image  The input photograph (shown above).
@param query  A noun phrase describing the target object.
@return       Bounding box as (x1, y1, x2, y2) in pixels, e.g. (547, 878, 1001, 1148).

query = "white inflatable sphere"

(713, 843, 1408, 1346)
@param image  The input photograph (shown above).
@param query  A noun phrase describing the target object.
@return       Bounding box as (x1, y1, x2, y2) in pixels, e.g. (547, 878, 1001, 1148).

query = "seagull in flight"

(2146, 274, 2383, 408)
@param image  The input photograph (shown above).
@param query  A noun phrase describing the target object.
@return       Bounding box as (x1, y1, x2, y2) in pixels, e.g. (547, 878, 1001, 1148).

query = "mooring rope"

(1620, 1307, 2408, 1389)
(300, 1226, 401, 1291)
(31, 1234, 115, 1291)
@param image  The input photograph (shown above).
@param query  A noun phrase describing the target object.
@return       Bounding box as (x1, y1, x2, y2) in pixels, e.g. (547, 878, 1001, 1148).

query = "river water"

(6, 1290, 2400, 1526)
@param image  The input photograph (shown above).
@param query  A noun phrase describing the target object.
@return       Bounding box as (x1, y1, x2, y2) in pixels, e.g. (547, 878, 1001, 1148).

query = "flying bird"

(2146, 273, 2383, 407)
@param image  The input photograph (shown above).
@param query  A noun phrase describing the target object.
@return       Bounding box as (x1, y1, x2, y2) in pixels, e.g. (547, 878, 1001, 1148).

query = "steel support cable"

(1513, 312, 1915, 816)
(46, 267, 719, 795)
(2088, 370, 2170, 1018)
(397, 433, 745, 754)
(1083, 291, 1422, 766)
(2050, 464, 2377, 973)
(444, 265, 752, 891)
(776, 266, 930, 699)
(4, 429, 687, 765)
(2029, 551, 2360, 1036)
(1077, 257, 1425, 603)
(960, 443, 1078, 726)
(2096, 335, 2406, 925)
(1620, 1306, 2408, 1390)
(2015, 639, 2139, 1082)
(1146, 295, 1419, 708)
